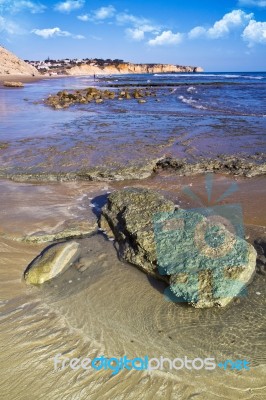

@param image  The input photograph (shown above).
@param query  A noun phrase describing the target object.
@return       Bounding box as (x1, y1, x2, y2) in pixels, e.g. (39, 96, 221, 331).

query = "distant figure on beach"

(94, 74, 96, 81)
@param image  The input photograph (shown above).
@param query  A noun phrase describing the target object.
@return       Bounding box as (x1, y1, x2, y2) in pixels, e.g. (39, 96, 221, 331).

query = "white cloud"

(238, 0, 266, 7)
(0, 15, 22, 34)
(77, 5, 116, 22)
(116, 12, 160, 41)
(242, 19, 266, 45)
(0, 0, 46, 14)
(94, 5, 115, 20)
(116, 13, 145, 26)
(54, 0, 84, 13)
(32, 27, 85, 39)
(77, 8, 159, 40)
(12, 1, 46, 13)
(188, 26, 206, 39)
(77, 14, 89, 21)
(189, 9, 253, 39)
(148, 30, 183, 46)
(126, 28, 145, 41)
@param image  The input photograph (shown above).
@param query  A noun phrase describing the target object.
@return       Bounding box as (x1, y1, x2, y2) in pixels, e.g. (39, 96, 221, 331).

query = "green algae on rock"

(24, 241, 80, 285)
(1, 154, 265, 184)
(44, 87, 153, 109)
(100, 188, 257, 308)
(155, 208, 257, 308)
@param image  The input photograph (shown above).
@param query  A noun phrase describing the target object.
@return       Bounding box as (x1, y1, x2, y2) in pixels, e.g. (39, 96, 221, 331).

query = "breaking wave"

(154, 74, 264, 80)
(178, 95, 207, 110)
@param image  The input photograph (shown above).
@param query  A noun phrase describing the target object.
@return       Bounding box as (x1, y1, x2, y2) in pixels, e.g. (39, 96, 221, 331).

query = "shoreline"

(0, 75, 44, 86)
(0, 71, 265, 400)
(0, 154, 264, 183)
(0, 74, 69, 86)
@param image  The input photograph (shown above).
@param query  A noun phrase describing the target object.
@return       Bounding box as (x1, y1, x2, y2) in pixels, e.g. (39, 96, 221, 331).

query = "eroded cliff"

(0, 46, 39, 76)
(66, 63, 203, 75)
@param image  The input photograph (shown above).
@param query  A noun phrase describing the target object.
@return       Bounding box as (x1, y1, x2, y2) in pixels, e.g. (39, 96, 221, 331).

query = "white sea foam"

(187, 86, 197, 93)
(179, 95, 196, 105)
(76, 194, 87, 201)
(154, 73, 264, 79)
(243, 75, 264, 80)
(178, 95, 207, 110)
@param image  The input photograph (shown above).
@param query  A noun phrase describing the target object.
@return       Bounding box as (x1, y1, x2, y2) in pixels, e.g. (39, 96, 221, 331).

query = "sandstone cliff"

(0, 46, 39, 76)
(66, 63, 203, 76)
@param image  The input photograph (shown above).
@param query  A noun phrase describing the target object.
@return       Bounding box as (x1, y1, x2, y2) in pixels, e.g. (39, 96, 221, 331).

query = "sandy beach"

(0, 171, 265, 399)
(0, 70, 265, 399)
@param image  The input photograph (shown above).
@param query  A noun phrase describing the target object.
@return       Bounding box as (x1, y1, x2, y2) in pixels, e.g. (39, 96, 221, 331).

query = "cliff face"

(0, 46, 39, 76)
(66, 63, 204, 76)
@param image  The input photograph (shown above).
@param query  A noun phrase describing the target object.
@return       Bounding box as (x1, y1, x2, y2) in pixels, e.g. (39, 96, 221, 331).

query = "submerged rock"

(3, 81, 24, 88)
(24, 241, 80, 285)
(44, 87, 155, 109)
(100, 188, 257, 308)
(155, 156, 266, 178)
(20, 219, 98, 244)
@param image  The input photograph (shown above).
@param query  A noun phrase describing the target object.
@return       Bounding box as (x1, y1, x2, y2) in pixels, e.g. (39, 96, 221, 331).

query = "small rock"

(3, 81, 24, 88)
(24, 241, 80, 285)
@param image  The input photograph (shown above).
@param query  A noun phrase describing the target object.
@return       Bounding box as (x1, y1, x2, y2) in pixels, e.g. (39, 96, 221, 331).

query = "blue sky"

(0, 0, 266, 70)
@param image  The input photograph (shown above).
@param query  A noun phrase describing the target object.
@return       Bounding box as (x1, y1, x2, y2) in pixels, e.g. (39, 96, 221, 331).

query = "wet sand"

(0, 74, 265, 399)
(0, 75, 45, 86)
(0, 173, 265, 399)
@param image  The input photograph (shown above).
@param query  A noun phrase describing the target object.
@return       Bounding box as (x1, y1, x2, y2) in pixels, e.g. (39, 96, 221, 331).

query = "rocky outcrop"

(0, 46, 39, 76)
(1, 154, 265, 183)
(193, 67, 204, 73)
(100, 188, 257, 308)
(3, 81, 24, 88)
(66, 63, 203, 76)
(155, 156, 266, 178)
(45, 87, 156, 108)
(24, 241, 80, 285)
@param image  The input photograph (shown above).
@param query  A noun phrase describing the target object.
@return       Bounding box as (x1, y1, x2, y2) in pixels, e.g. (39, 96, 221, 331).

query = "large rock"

(24, 241, 80, 285)
(100, 188, 257, 308)
(100, 188, 175, 277)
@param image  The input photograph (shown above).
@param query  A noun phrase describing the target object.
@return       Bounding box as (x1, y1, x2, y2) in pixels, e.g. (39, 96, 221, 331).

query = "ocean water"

(0, 72, 265, 176)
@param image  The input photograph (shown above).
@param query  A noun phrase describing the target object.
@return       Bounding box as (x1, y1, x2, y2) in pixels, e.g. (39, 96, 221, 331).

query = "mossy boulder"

(100, 188, 257, 308)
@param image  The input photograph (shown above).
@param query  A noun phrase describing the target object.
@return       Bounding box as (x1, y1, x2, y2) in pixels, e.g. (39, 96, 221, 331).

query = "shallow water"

(0, 174, 265, 399)
(0, 73, 265, 176)
(0, 73, 265, 399)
